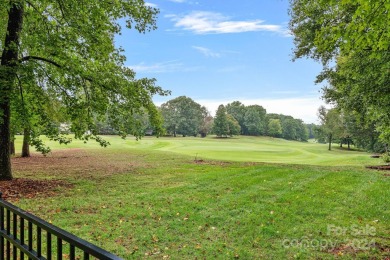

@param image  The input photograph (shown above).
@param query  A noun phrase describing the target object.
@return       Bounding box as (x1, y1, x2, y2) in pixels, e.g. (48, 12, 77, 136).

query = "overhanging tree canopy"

(0, 0, 169, 180)
(289, 0, 390, 142)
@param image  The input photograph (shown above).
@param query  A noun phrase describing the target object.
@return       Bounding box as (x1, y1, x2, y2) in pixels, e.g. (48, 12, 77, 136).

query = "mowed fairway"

(52, 135, 378, 166)
(130, 136, 376, 166)
(10, 135, 390, 259)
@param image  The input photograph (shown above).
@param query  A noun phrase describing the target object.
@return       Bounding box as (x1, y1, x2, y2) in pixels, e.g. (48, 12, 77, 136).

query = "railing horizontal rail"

(0, 193, 122, 260)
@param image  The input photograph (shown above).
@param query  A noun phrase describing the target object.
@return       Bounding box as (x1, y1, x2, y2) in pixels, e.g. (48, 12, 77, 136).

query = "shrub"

(382, 153, 390, 164)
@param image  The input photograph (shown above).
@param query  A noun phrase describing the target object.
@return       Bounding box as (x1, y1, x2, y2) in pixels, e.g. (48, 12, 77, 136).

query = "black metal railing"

(0, 193, 122, 260)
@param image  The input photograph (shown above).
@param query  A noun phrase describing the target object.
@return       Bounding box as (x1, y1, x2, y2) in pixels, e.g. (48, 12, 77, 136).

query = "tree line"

(289, 0, 389, 153)
(315, 106, 386, 153)
(155, 96, 309, 141)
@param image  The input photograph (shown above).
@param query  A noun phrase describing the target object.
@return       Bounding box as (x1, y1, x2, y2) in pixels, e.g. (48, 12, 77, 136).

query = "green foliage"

(382, 153, 390, 164)
(268, 119, 282, 137)
(317, 107, 345, 150)
(243, 105, 266, 136)
(1, 0, 168, 178)
(213, 105, 229, 137)
(267, 114, 308, 141)
(289, 0, 390, 143)
(199, 115, 214, 137)
(289, 0, 390, 63)
(160, 96, 206, 137)
(226, 101, 247, 134)
(226, 114, 241, 136)
(305, 123, 316, 139)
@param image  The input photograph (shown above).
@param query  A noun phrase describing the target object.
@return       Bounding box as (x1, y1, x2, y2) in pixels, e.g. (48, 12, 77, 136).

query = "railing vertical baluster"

(28, 221, 33, 251)
(0, 201, 4, 260)
(0, 196, 122, 260)
(20, 217, 24, 259)
(57, 237, 63, 260)
(47, 232, 52, 260)
(12, 213, 17, 260)
(70, 244, 75, 260)
(37, 226, 42, 257)
(6, 209, 10, 234)
(6, 209, 10, 260)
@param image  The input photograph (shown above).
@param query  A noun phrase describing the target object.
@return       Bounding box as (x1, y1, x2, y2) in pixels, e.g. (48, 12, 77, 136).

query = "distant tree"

(282, 118, 298, 140)
(160, 96, 205, 137)
(227, 114, 241, 137)
(213, 105, 229, 137)
(199, 114, 214, 138)
(306, 123, 317, 139)
(341, 110, 385, 152)
(318, 106, 344, 150)
(244, 105, 267, 136)
(296, 119, 309, 142)
(226, 101, 247, 134)
(268, 119, 282, 137)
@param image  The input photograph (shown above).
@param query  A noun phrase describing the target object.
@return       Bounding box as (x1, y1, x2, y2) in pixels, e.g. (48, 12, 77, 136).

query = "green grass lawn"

(9, 135, 390, 259)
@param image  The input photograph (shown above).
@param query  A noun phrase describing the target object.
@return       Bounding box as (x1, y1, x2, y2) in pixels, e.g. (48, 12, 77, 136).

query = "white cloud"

(167, 11, 289, 35)
(129, 60, 201, 73)
(145, 2, 158, 8)
(129, 60, 183, 73)
(192, 46, 221, 58)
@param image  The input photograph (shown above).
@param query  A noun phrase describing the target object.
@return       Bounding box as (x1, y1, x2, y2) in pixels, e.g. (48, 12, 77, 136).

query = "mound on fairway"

(92, 135, 378, 167)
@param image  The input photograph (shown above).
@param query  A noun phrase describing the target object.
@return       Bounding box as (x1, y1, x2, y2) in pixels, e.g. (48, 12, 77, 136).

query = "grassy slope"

(11, 136, 390, 259)
(32, 135, 379, 166)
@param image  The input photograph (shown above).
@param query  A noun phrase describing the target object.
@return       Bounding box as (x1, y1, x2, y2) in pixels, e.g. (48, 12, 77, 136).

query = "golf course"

(7, 135, 390, 259)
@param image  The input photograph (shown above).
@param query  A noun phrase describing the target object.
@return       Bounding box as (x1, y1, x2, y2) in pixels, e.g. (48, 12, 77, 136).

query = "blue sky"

(115, 0, 326, 123)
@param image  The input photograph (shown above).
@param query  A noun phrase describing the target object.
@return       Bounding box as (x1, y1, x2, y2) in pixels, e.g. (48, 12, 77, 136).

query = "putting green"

(17, 135, 379, 166)
(102, 135, 377, 166)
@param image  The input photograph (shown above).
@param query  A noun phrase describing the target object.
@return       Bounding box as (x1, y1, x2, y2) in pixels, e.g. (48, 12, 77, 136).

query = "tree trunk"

(10, 138, 15, 155)
(328, 133, 332, 151)
(0, 3, 24, 180)
(22, 128, 30, 157)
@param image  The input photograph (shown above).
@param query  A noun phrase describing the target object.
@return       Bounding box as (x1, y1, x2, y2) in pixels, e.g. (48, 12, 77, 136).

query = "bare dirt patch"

(193, 159, 232, 166)
(0, 178, 72, 200)
(4, 148, 145, 200)
(366, 165, 390, 171)
(329, 242, 389, 258)
(12, 149, 142, 180)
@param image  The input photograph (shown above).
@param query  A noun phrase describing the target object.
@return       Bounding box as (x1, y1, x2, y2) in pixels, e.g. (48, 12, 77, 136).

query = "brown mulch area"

(329, 242, 390, 258)
(0, 178, 73, 200)
(12, 148, 139, 179)
(366, 165, 390, 171)
(193, 159, 232, 166)
(2, 148, 142, 201)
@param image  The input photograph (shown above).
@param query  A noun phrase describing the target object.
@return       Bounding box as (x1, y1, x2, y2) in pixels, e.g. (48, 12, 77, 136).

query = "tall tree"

(268, 119, 282, 138)
(226, 101, 247, 135)
(199, 112, 214, 138)
(267, 113, 308, 142)
(0, 1, 167, 180)
(213, 105, 229, 137)
(226, 114, 241, 137)
(160, 96, 205, 137)
(244, 105, 267, 136)
(317, 106, 344, 151)
(289, 0, 390, 142)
